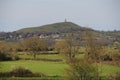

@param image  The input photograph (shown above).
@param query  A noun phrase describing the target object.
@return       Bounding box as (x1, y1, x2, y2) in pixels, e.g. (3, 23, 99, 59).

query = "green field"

(0, 54, 120, 80)
(1, 60, 120, 77)
(0, 61, 67, 76)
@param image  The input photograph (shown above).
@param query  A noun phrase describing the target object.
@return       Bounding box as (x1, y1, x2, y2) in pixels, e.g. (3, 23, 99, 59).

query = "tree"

(60, 32, 102, 80)
(55, 34, 79, 61)
(21, 37, 46, 59)
(65, 59, 100, 80)
(54, 40, 66, 54)
(82, 30, 104, 62)
(0, 42, 19, 61)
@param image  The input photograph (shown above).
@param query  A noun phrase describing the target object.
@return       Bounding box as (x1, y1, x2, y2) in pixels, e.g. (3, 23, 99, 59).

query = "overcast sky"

(0, 0, 120, 32)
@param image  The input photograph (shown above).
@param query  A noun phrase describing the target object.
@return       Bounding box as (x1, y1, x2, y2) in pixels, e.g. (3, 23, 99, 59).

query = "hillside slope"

(17, 22, 90, 33)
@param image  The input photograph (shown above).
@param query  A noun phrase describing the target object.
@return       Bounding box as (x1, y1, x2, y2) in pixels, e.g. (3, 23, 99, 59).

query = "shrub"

(65, 59, 101, 80)
(0, 67, 46, 77)
(0, 53, 12, 61)
(0, 52, 19, 61)
(101, 54, 112, 61)
(10, 67, 32, 77)
(0, 42, 19, 61)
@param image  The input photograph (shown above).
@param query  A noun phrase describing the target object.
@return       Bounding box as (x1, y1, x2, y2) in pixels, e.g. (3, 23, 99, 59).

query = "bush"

(65, 59, 101, 80)
(0, 42, 19, 61)
(0, 53, 12, 61)
(10, 67, 32, 77)
(0, 67, 46, 77)
(0, 52, 19, 61)
(101, 54, 112, 61)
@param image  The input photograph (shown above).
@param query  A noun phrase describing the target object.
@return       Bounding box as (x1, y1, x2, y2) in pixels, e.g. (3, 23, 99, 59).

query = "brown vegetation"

(21, 37, 47, 59)
(0, 42, 19, 61)
(0, 67, 46, 77)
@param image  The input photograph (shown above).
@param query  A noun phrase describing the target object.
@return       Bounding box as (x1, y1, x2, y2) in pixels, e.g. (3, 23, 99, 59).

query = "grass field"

(0, 61, 67, 76)
(0, 53, 120, 80)
(0, 60, 120, 77)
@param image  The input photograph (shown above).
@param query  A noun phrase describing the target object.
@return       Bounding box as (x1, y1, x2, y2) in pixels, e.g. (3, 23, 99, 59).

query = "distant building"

(65, 19, 67, 22)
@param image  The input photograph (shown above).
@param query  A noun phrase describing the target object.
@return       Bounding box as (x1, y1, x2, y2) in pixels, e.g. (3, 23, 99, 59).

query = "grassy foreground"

(1, 60, 120, 77)
(0, 54, 120, 80)
(0, 61, 67, 76)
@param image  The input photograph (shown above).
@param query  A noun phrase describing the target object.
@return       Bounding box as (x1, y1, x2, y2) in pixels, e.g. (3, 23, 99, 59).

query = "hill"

(0, 22, 119, 45)
(17, 22, 91, 33)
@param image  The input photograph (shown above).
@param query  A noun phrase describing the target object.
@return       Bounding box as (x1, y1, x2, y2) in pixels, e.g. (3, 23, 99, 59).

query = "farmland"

(1, 60, 120, 76)
(0, 54, 120, 80)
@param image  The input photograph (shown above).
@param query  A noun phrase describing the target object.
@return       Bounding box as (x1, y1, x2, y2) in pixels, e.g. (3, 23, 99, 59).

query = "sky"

(0, 0, 120, 32)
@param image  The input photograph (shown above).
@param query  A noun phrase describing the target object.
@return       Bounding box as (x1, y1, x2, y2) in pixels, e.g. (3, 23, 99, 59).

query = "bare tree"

(65, 59, 100, 80)
(64, 31, 103, 80)
(82, 30, 104, 63)
(21, 37, 46, 59)
(55, 34, 79, 61)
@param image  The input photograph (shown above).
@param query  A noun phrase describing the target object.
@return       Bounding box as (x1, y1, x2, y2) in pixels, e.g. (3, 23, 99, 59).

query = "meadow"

(0, 54, 120, 80)
(1, 60, 120, 76)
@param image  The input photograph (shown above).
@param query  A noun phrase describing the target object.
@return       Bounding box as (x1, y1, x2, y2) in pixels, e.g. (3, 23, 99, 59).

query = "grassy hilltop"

(17, 22, 90, 33)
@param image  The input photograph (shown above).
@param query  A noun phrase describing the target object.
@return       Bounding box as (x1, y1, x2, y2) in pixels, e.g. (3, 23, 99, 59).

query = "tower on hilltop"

(65, 18, 67, 22)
